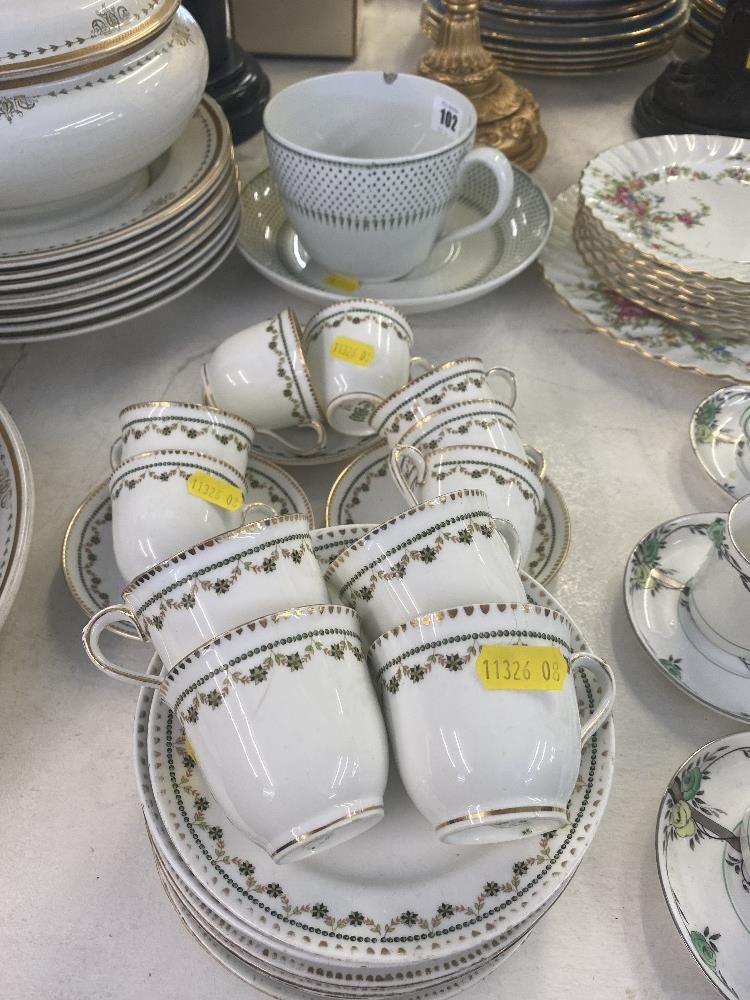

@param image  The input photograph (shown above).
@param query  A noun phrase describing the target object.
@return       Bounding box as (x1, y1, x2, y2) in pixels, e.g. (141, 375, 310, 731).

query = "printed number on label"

(187, 471, 244, 512)
(432, 97, 461, 135)
(330, 335, 375, 367)
(475, 645, 568, 691)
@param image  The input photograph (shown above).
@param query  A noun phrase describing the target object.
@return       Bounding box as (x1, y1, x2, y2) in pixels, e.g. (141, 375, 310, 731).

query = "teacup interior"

(729, 497, 750, 562)
(264, 71, 474, 160)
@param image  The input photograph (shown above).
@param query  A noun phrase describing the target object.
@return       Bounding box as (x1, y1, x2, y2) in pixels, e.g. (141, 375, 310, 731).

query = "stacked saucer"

(421, 0, 689, 75)
(686, 0, 724, 45)
(0, 96, 239, 342)
(135, 570, 615, 998)
(570, 133, 750, 339)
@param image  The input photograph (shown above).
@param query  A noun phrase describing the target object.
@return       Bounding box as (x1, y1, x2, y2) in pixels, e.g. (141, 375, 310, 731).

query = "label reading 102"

(432, 97, 461, 135)
(475, 645, 568, 691)
(187, 471, 244, 512)
(330, 335, 375, 368)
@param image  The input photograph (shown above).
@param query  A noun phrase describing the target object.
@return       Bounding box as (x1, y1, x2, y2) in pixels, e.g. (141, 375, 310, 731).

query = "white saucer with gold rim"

(690, 385, 750, 500)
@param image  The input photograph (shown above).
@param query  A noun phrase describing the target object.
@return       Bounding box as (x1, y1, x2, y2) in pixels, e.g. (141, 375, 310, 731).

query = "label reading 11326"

(475, 645, 568, 691)
(187, 471, 244, 512)
(330, 335, 375, 367)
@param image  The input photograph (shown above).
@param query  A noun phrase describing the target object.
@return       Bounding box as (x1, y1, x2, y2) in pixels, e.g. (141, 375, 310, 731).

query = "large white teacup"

(396, 397, 526, 460)
(368, 603, 615, 845)
(97, 605, 389, 864)
(82, 514, 327, 674)
(687, 495, 750, 660)
(263, 71, 514, 281)
(324, 489, 524, 643)
(390, 444, 545, 567)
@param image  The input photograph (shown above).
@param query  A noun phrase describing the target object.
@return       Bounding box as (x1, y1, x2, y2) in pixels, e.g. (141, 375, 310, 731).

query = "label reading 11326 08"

(187, 471, 244, 512)
(330, 335, 375, 367)
(475, 645, 567, 691)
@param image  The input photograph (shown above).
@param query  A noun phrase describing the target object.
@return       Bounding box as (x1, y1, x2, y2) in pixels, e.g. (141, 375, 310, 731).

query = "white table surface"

(0, 3, 738, 998)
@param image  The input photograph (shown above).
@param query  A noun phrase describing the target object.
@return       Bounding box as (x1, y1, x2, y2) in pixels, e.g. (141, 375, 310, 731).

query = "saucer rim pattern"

(0, 404, 34, 632)
(690, 386, 750, 500)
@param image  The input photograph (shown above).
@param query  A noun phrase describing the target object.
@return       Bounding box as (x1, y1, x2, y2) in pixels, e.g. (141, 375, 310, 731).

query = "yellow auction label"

(475, 645, 568, 691)
(330, 335, 376, 367)
(324, 273, 360, 293)
(183, 736, 199, 765)
(187, 471, 244, 512)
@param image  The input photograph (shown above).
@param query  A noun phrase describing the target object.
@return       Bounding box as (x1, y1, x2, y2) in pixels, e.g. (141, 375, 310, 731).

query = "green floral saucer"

(324, 440, 570, 587)
(657, 733, 750, 1000)
(690, 386, 750, 499)
(625, 512, 750, 721)
(541, 185, 750, 384)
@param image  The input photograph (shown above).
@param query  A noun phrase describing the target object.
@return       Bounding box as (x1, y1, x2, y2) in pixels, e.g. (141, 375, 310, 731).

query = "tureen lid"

(0, 0, 181, 84)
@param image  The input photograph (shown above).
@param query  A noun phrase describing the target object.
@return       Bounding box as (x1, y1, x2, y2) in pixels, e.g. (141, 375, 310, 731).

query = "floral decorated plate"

(0, 403, 34, 631)
(61, 456, 313, 639)
(540, 185, 750, 383)
(324, 440, 570, 586)
(580, 134, 750, 283)
(237, 167, 552, 316)
(657, 732, 750, 1000)
(140, 572, 614, 967)
(690, 386, 750, 499)
(624, 512, 750, 721)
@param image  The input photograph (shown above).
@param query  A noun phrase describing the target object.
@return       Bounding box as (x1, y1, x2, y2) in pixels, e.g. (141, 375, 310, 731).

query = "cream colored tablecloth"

(0, 3, 730, 997)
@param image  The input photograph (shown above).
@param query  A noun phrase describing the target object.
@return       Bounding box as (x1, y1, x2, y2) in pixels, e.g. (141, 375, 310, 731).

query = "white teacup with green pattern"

(111, 401, 255, 475)
(127, 605, 388, 863)
(390, 444, 545, 567)
(368, 603, 615, 846)
(395, 398, 526, 461)
(324, 489, 524, 643)
(370, 357, 518, 444)
(83, 513, 327, 674)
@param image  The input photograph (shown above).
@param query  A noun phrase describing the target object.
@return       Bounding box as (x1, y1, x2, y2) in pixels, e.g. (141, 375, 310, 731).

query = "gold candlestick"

(418, 0, 546, 170)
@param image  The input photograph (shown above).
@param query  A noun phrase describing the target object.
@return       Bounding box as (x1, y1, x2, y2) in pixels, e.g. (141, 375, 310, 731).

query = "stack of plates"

(0, 97, 239, 343)
(571, 133, 750, 340)
(686, 0, 724, 45)
(421, 0, 689, 75)
(137, 573, 615, 997)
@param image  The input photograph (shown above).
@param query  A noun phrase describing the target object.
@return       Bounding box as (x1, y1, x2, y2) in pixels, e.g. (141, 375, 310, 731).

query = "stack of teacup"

(325, 489, 615, 845)
(202, 300, 429, 454)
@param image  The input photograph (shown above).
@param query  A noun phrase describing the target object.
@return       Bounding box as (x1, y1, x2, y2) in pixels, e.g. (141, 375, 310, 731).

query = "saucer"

(324, 440, 571, 586)
(540, 185, 750, 383)
(690, 386, 750, 499)
(0, 403, 34, 631)
(624, 512, 750, 721)
(250, 426, 372, 468)
(657, 732, 750, 1000)
(61, 455, 314, 639)
(237, 167, 552, 315)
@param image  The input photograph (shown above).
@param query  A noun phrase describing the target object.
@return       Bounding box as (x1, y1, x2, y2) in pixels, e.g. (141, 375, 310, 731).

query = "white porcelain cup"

(324, 489, 524, 643)
(396, 397, 526, 460)
(263, 71, 514, 281)
(368, 603, 615, 845)
(203, 308, 326, 455)
(82, 513, 327, 673)
(109, 449, 256, 581)
(370, 357, 518, 443)
(687, 495, 750, 659)
(302, 299, 430, 436)
(94, 605, 389, 863)
(390, 444, 545, 567)
(111, 401, 255, 474)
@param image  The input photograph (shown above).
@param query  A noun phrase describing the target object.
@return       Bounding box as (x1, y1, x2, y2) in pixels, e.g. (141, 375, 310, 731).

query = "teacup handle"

(254, 422, 327, 455)
(523, 444, 546, 481)
(201, 363, 217, 407)
(81, 605, 162, 688)
(241, 501, 278, 524)
(409, 356, 434, 378)
(433, 147, 514, 252)
(569, 653, 616, 747)
(493, 517, 521, 569)
(110, 436, 124, 471)
(486, 366, 517, 409)
(389, 445, 426, 507)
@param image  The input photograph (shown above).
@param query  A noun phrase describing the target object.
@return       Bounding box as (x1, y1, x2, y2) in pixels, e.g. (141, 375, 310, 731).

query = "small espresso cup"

(396, 397, 526, 460)
(302, 299, 430, 437)
(111, 401, 254, 474)
(203, 308, 326, 455)
(687, 495, 750, 660)
(368, 603, 615, 845)
(263, 71, 514, 281)
(92, 605, 389, 863)
(324, 489, 524, 643)
(370, 357, 518, 443)
(82, 513, 327, 674)
(390, 444, 545, 567)
(109, 449, 253, 581)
